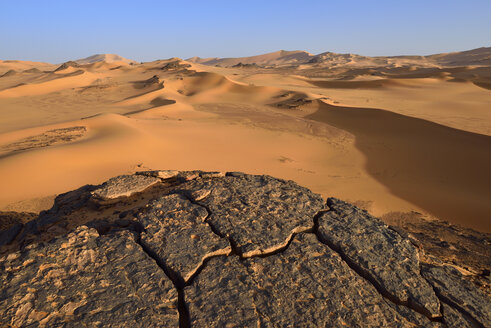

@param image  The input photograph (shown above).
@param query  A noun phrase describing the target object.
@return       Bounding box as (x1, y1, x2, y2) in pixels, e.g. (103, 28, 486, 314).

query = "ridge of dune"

(0, 60, 55, 75)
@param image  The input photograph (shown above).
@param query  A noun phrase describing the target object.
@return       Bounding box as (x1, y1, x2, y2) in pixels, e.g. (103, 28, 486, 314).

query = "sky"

(1, 0, 490, 63)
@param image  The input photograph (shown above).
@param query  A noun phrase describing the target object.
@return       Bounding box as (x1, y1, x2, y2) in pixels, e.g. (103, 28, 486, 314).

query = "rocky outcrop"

(318, 198, 441, 318)
(0, 226, 178, 327)
(0, 171, 489, 327)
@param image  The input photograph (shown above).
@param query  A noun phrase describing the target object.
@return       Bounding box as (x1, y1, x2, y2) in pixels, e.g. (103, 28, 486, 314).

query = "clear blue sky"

(1, 0, 490, 63)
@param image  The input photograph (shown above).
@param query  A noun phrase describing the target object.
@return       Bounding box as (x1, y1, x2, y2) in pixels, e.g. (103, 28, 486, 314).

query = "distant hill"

(187, 50, 314, 67)
(75, 54, 137, 65)
(187, 47, 491, 68)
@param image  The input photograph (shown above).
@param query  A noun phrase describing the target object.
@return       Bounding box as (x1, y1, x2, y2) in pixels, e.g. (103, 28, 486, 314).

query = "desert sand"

(0, 49, 490, 232)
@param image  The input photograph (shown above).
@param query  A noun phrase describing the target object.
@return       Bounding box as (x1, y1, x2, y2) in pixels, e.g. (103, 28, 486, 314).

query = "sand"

(0, 52, 490, 232)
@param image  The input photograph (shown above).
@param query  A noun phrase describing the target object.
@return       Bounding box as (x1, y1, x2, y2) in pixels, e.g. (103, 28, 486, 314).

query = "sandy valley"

(0, 49, 490, 232)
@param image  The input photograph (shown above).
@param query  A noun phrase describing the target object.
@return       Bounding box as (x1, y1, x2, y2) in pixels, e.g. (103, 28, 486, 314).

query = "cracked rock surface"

(0, 171, 489, 327)
(138, 193, 231, 283)
(179, 173, 325, 257)
(0, 226, 178, 328)
(318, 198, 442, 318)
(421, 264, 491, 327)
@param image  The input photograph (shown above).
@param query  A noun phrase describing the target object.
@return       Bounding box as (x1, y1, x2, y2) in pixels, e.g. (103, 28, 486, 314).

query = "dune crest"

(0, 48, 490, 232)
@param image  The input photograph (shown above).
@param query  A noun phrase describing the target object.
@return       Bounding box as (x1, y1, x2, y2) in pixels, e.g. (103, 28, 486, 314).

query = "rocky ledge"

(0, 171, 489, 327)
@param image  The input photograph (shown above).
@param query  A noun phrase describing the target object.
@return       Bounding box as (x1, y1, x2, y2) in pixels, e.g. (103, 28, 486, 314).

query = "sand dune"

(308, 101, 491, 231)
(0, 50, 490, 232)
(74, 53, 137, 65)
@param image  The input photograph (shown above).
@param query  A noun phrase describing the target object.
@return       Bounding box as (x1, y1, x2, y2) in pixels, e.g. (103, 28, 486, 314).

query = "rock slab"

(0, 226, 178, 327)
(0, 171, 489, 327)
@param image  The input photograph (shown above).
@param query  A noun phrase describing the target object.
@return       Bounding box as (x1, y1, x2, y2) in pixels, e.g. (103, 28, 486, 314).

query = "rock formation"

(0, 171, 489, 327)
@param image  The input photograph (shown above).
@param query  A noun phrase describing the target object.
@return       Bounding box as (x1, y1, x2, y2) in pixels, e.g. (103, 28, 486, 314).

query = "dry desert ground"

(0, 49, 490, 232)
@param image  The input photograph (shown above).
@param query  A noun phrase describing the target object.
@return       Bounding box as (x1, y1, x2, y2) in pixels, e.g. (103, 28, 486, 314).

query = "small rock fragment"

(91, 174, 160, 199)
(137, 170, 179, 180)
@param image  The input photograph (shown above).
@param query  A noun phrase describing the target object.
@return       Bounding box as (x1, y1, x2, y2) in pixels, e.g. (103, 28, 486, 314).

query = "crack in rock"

(316, 198, 443, 320)
(0, 226, 179, 327)
(1, 171, 488, 328)
(421, 264, 491, 328)
(177, 173, 325, 257)
(186, 233, 435, 327)
(136, 193, 232, 285)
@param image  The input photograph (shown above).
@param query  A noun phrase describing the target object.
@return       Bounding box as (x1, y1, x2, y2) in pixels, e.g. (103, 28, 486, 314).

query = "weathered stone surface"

(137, 169, 180, 180)
(441, 303, 475, 328)
(185, 255, 262, 327)
(137, 193, 231, 283)
(1, 171, 488, 327)
(199, 171, 225, 179)
(421, 264, 491, 327)
(245, 233, 432, 327)
(317, 197, 442, 318)
(180, 173, 325, 257)
(0, 223, 22, 246)
(187, 233, 437, 327)
(382, 210, 491, 295)
(0, 226, 178, 327)
(387, 302, 444, 328)
(91, 174, 160, 199)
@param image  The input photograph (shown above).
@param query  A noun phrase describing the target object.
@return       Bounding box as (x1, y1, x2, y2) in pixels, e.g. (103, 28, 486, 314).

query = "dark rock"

(187, 233, 440, 327)
(0, 226, 178, 327)
(160, 61, 191, 71)
(0, 211, 37, 231)
(0, 223, 23, 246)
(185, 255, 261, 327)
(381, 210, 491, 295)
(243, 233, 434, 327)
(179, 173, 325, 257)
(137, 193, 231, 283)
(1, 171, 488, 327)
(54, 61, 80, 72)
(441, 303, 475, 328)
(91, 174, 160, 199)
(231, 62, 260, 68)
(421, 264, 491, 327)
(317, 198, 442, 318)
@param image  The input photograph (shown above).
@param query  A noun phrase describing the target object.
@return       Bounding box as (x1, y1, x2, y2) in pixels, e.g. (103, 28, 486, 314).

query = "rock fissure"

(439, 295, 482, 328)
(313, 211, 444, 323)
(133, 232, 190, 328)
(2, 171, 489, 328)
(420, 263, 490, 328)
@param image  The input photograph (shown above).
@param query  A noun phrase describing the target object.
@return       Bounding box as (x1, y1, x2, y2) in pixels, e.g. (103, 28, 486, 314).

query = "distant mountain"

(187, 47, 491, 68)
(187, 50, 314, 67)
(75, 54, 137, 65)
